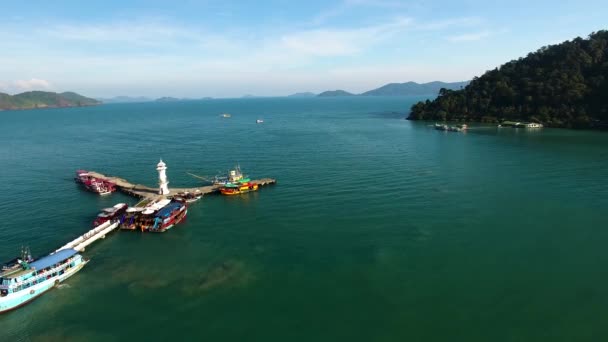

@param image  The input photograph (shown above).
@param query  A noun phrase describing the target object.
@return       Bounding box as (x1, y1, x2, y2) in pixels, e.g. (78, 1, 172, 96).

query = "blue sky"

(0, 0, 606, 97)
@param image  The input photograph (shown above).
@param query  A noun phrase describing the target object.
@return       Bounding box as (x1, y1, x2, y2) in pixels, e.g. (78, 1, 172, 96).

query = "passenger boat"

(148, 200, 188, 233)
(120, 199, 171, 231)
(0, 248, 88, 314)
(93, 203, 128, 227)
(74, 170, 116, 195)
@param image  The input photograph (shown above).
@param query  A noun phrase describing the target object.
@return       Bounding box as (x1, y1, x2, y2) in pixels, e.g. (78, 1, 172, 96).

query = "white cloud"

(447, 30, 492, 42)
(0, 78, 53, 93)
(281, 17, 412, 57)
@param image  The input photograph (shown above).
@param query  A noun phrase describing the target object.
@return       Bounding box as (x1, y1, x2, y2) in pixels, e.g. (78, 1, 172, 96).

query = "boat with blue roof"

(148, 199, 188, 233)
(0, 248, 88, 313)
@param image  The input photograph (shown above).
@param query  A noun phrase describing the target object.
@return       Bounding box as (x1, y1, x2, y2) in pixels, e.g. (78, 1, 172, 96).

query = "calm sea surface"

(1, 97, 607, 341)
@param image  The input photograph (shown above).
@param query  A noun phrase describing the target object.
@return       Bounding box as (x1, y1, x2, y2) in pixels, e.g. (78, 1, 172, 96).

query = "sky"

(0, 0, 606, 98)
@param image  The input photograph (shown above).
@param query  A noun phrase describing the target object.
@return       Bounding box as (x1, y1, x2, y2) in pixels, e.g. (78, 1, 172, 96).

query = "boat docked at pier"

(148, 199, 188, 233)
(216, 166, 259, 195)
(173, 190, 202, 203)
(93, 203, 128, 227)
(75, 170, 116, 195)
(120, 198, 171, 231)
(0, 248, 88, 314)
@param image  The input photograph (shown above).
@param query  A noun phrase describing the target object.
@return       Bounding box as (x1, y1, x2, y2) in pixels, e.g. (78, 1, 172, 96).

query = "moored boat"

(173, 190, 202, 203)
(93, 203, 128, 227)
(148, 199, 188, 233)
(0, 248, 88, 314)
(75, 170, 116, 195)
(120, 198, 171, 231)
(219, 181, 259, 195)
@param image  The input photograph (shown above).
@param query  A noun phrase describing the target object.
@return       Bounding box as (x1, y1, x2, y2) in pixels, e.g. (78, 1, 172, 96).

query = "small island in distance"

(409, 30, 608, 129)
(0, 91, 100, 111)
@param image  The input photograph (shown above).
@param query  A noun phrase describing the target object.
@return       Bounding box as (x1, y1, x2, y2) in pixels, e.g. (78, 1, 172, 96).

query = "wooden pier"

(85, 171, 277, 200)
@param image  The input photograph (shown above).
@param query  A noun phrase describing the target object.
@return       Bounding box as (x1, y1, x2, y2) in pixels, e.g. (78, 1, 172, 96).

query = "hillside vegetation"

(0, 91, 100, 110)
(409, 31, 608, 128)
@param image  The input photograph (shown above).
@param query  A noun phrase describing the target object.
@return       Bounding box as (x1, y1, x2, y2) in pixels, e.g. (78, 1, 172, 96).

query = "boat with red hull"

(148, 199, 188, 233)
(93, 203, 128, 227)
(75, 170, 116, 195)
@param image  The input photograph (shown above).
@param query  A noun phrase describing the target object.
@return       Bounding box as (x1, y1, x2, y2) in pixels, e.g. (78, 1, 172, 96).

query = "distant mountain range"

(0, 91, 100, 111)
(97, 96, 153, 103)
(291, 81, 469, 98)
(317, 90, 355, 97)
(287, 92, 317, 97)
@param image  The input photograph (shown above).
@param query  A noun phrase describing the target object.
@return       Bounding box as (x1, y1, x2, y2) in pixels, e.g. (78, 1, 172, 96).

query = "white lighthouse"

(157, 159, 170, 195)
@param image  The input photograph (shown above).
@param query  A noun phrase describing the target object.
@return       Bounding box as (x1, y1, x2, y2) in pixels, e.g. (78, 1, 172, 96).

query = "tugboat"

(74, 170, 116, 195)
(148, 199, 188, 233)
(93, 203, 128, 227)
(0, 247, 88, 314)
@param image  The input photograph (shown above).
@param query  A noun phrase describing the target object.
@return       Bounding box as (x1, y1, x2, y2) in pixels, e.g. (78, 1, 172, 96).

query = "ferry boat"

(120, 199, 171, 231)
(93, 203, 128, 227)
(148, 200, 188, 233)
(75, 170, 116, 195)
(0, 248, 88, 314)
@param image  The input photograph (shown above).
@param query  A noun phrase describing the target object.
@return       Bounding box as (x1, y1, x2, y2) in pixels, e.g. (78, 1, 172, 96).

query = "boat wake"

(56, 284, 71, 290)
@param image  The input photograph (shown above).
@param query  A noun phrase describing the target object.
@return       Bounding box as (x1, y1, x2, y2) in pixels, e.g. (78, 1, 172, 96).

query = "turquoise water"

(1, 97, 607, 341)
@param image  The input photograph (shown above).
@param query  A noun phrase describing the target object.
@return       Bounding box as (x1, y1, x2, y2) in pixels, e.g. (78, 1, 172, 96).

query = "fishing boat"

(74, 170, 116, 195)
(120, 198, 171, 231)
(148, 199, 188, 233)
(219, 181, 259, 195)
(256, 119, 264, 124)
(0, 248, 88, 314)
(93, 203, 128, 227)
(221, 113, 231, 118)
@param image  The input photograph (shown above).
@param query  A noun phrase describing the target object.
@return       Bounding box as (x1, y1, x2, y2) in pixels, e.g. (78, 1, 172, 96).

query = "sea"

(0, 97, 607, 341)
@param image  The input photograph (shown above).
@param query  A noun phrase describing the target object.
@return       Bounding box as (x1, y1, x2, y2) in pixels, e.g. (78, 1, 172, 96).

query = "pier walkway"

(86, 171, 276, 200)
(55, 220, 120, 253)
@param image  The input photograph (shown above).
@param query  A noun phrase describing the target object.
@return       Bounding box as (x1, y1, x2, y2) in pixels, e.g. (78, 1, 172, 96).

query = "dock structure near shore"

(85, 170, 277, 200)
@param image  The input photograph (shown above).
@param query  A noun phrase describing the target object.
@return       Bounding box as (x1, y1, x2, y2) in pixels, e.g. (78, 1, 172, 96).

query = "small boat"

(256, 119, 264, 124)
(173, 190, 202, 203)
(148, 200, 188, 233)
(0, 248, 88, 314)
(434, 123, 448, 131)
(74, 170, 116, 195)
(221, 113, 231, 118)
(93, 203, 128, 227)
(448, 126, 462, 132)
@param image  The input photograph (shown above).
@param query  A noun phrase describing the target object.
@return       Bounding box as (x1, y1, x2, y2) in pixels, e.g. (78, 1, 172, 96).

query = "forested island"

(0, 91, 100, 111)
(409, 31, 608, 128)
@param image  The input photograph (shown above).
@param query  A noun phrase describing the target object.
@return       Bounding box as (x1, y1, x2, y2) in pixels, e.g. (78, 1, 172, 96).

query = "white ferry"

(0, 248, 88, 313)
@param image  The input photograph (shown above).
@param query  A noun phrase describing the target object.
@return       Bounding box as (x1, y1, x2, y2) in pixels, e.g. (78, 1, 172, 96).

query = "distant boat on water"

(221, 113, 231, 118)
(256, 119, 264, 124)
